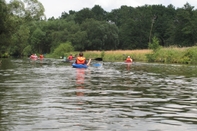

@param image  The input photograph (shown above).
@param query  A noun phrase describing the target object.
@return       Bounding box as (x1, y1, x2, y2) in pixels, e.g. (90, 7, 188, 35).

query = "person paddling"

(75, 52, 91, 66)
(125, 56, 133, 63)
(68, 54, 73, 61)
(39, 54, 44, 59)
(30, 54, 38, 60)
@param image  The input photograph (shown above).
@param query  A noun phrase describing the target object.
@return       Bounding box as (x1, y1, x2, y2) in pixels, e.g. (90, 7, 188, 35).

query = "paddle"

(86, 57, 102, 63)
(93, 58, 103, 61)
(91, 57, 103, 67)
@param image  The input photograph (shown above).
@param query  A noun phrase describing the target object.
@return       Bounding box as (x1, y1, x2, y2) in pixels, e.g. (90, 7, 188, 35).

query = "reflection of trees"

(0, 87, 14, 131)
(0, 59, 14, 69)
(0, 59, 43, 130)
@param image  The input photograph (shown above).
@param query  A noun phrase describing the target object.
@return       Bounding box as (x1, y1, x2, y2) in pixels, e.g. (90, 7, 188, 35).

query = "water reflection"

(76, 68, 85, 96)
(0, 59, 197, 131)
(125, 63, 132, 70)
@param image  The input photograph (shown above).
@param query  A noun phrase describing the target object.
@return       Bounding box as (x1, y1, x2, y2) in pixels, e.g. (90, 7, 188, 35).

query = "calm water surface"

(0, 58, 197, 131)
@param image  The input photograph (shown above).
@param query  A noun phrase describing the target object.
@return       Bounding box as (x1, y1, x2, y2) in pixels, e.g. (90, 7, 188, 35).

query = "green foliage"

(146, 46, 197, 64)
(30, 27, 45, 53)
(11, 25, 30, 55)
(53, 42, 74, 58)
(183, 46, 197, 64)
(22, 45, 32, 56)
(148, 36, 161, 52)
(101, 50, 105, 58)
(80, 19, 119, 50)
(2, 1, 197, 60)
(74, 8, 94, 24)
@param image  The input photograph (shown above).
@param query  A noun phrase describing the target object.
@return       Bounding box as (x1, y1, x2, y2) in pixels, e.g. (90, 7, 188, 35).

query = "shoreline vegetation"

(51, 46, 197, 65)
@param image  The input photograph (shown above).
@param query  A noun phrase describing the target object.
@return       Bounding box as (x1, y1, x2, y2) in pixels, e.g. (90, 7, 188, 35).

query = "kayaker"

(68, 54, 73, 60)
(125, 56, 133, 63)
(75, 52, 87, 64)
(30, 54, 38, 60)
(39, 54, 44, 59)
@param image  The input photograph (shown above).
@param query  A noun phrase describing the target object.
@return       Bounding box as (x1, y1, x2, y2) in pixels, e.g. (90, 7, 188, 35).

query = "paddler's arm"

(87, 59, 91, 66)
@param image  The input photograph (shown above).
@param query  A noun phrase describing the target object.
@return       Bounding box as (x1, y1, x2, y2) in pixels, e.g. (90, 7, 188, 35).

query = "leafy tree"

(53, 42, 74, 57)
(148, 36, 161, 52)
(74, 8, 94, 24)
(10, 25, 30, 56)
(172, 2, 197, 47)
(30, 27, 45, 53)
(80, 19, 119, 50)
(91, 5, 107, 21)
(23, 0, 45, 20)
(68, 31, 87, 51)
(0, 0, 13, 55)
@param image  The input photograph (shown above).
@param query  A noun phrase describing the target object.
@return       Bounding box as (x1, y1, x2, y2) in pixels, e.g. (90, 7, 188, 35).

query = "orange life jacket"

(76, 57, 86, 64)
(126, 58, 132, 62)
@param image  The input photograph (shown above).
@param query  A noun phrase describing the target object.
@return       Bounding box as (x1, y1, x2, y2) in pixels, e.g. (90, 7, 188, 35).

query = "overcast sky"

(6, 0, 197, 19)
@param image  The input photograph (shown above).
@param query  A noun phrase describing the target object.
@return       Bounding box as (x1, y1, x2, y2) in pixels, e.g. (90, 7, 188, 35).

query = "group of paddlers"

(65, 52, 133, 65)
(29, 54, 44, 60)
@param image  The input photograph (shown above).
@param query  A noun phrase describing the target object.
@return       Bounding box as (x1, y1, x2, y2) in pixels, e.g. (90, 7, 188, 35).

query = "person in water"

(68, 54, 73, 61)
(39, 54, 44, 59)
(30, 53, 38, 60)
(125, 56, 133, 63)
(75, 52, 91, 65)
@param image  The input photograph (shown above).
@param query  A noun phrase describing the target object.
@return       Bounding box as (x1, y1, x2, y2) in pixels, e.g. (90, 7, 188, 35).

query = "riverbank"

(45, 46, 197, 65)
(84, 49, 152, 62)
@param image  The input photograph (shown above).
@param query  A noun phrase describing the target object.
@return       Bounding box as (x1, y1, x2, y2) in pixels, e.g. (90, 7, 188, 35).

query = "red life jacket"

(125, 58, 132, 62)
(40, 55, 44, 59)
(76, 57, 86, 64)
(30, 54, 38, 59)
(68, 55, 73, 60)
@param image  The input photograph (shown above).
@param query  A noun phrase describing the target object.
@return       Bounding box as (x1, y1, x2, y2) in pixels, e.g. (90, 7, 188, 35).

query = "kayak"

(30, 55, 38, 60)
(125, 60, 132, 63)
(72, 63, 88, 68)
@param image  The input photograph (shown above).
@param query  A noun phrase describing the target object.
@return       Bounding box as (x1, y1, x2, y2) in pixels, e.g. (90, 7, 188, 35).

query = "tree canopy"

(1, 1, 197, 57)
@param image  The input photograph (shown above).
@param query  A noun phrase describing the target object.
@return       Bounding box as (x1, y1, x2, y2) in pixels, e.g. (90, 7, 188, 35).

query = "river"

(0, 58, 197, 131)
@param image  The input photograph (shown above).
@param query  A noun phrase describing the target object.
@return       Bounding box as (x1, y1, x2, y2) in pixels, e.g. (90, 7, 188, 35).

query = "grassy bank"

(46, 46, 197, 65)
(84, 50, 152, 62)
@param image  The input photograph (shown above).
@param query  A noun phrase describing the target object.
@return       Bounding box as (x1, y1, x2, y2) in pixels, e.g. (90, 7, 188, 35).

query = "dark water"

(0, 58, 197, 131)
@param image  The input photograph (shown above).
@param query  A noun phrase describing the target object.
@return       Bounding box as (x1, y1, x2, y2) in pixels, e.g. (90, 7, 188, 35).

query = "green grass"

(45, 46, 197, 65)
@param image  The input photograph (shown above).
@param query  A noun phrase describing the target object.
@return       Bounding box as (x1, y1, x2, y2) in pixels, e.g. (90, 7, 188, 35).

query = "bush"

(183, 46, 197, 64)
(53, 42, 74, 58)
(148, 36, 161, 52)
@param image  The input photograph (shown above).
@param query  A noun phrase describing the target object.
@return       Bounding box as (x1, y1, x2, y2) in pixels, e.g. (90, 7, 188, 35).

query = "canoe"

(72, 63, 88, 68)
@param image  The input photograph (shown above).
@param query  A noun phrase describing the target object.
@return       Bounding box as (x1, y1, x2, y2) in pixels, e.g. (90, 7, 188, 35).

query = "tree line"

(1, 0, 197, 57)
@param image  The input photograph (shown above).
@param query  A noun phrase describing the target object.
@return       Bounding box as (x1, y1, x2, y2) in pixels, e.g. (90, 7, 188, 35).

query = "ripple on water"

(0, 59, 197, 131)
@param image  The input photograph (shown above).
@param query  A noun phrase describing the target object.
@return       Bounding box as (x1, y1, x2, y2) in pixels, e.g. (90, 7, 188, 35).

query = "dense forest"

(1, 0, 197, 57)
